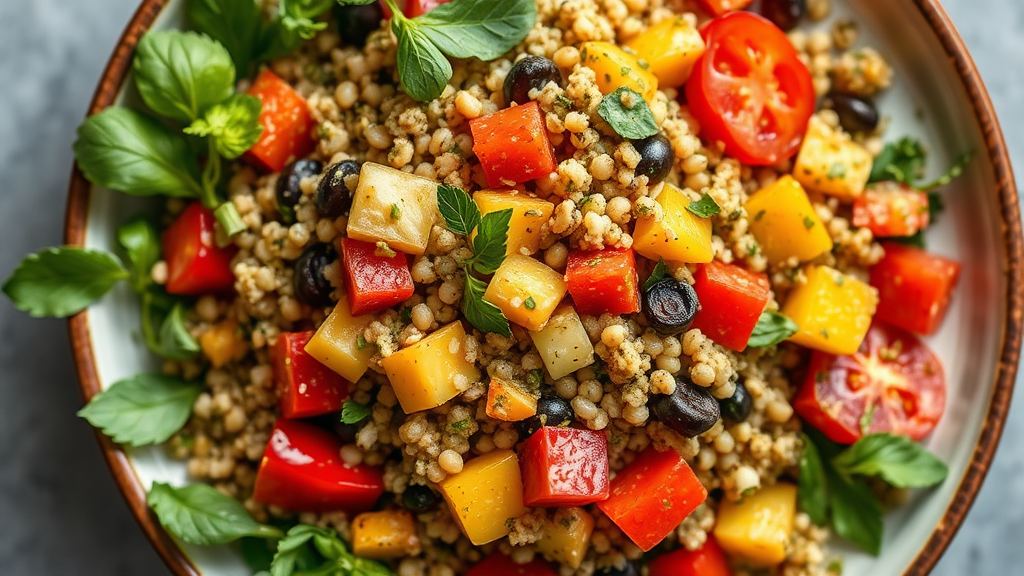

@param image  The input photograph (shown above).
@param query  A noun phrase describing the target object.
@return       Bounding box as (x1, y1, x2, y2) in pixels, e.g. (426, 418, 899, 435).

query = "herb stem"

(140, 291, 161, 353)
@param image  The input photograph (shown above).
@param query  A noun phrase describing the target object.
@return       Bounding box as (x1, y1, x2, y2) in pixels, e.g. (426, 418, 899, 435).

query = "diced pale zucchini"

(536, 507, 595, 569)
(347, 162, 438, 255)
(439, 449, 528, 545)
(304, 297, 376, 383)
(530, 305, 595, 379)
(381, 321, 482, 413)
(793, 116, 873, 200)
(632, 183, 713, 264)
(782, 265, 878, 355)
(744, 176, 834, 264)
(714, 483, 798, 567)
(483, 254, 567, 331)
(351, 510, 421, 559)
(473, 190, 554, 256)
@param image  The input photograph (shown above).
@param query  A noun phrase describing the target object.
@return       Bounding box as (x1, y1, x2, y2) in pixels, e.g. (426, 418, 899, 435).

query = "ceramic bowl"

(64, 0, 1022, 574)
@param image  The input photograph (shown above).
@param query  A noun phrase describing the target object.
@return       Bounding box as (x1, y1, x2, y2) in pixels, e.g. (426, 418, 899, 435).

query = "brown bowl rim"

(64, 1, 1022, 575)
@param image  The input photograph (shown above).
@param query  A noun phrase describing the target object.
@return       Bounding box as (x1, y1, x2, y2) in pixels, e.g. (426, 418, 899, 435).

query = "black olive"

(633, 133, 674, 185)
(402, 484, 439, 512)
(649, 376, 721, 437)
(719, 381, 753, 424)
(760, 0, 806, 32)
(503, 56, 563, 106)
(643, 278, 700, 335)
(596, 562, 640, 576)
(823, 92, 880, 134)
(276, 159, 323, 221)
(333, 1, 384, 47)
(293, 244, 337, 308)
(316, 160, 361, 219)
(516, 395, 575, 438)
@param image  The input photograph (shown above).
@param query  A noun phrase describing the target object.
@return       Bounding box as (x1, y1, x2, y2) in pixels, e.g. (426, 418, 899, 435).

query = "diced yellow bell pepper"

(304, 296, 376, 383)
(714, 482, 797, 567)
(473, 190, 554, 256)
(529, 305, 595, 380)
(351, 510, 421, 559)
(793, 116, 874, 201)
(632, 183, 714, 264)
(483, 254, 567, 331)
(580, 42, 659, 103)
(381, 321, 482, 414)
(439, 449, 528, 545)
(625, 16, 706, 88)
(347, 162, 438, 255)
(485, 377, 539, 422)
(536, 507, 595, 569)
(744, 176, 833, 264)
(200, 319, 247, 368)
(781, 265, 878, 355)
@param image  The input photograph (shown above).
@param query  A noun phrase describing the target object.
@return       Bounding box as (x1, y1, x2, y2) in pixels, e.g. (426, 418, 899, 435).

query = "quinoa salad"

(4, 0, 971, 575)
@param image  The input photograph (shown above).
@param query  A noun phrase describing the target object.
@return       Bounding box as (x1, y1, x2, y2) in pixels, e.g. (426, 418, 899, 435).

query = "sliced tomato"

(870, 242, 961, 335)
(162, 202, 237, 296)
(469, 101, 557, 188)
(519, 427, 610, 507)
(381, 0, 451, 18)
(690, 261, 771, 351)
(564, 247, 641, 316)
(852, 182, 931, 238)
(794, 323, 946, 444)
(696, 0, 754, 17)
(466, 552, 558, 576)
(339, 238, 415, 316)
(684, 12, 814, 166)
(244, 70, 316, 173)
(648, 536, 733, 576)
(272, 331, 352, 419)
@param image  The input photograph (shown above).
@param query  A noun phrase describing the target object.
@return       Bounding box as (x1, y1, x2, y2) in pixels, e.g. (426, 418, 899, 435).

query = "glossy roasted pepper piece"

(696, 0, 754, 16)
(485, 377, 539, 422)
(744, 176, 833, 264)
(536, 507, 595, 569)
(351, 510, 421, 559)
(632, 183, 714, 264)
(466, 551, 559, 576)
(647, 535, 734, 576)
(473, 189, 554, 256)
(470, 101, 557, 188)
(714, 483, 797, 566)
(625, 15, 706, 88)
(304, 296, 376, 383)
(564, 247, 641, 316)
(483, 254, 567, 331)
(439, 449, 528, 545)
(339, 237, 415, 316)
(381, 321, 482, 414)
(244, 69, 316, 173)
(870, 242, 960, 335)
(519, 427, 610, 507)
(162, 202, 237, 296)
(272, 331, 351, 419)
(579, 42, 659, 102)
(690, 261, 771, 351)
(781, 265, 878, 355)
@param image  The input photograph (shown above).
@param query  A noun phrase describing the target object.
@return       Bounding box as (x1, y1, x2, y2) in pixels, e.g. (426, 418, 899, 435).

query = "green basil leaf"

(74, 107, 204, 198)
(336, 0, 378, 4)
(463, 274, 511, 337)
(155, 303, 201, 360)
(869, 137, 927, 185)
(279, 0, 334, 40)
(746, 311, 799, 348)
(148, 481, 284, 545)
(436, 184, 481, 236)
(184, 94, 264, 159)
(241, 536, 277, 573)
(825, 464, 884, 555)
(798, 433, 829, 526)
(2, 247, 129, 318)
(133, 31, 236, 123)
(921, 151, 973, 190)
(77, 374, 203, 446)
(340, 401, 372, 424)
(471, 208, 512, 275)
(186, 0, 265, 74)
(271, 525, 392, 576)
(685, 193, 721, 218)
(393, 17, 452, 102)
(643, 259, 668, 292)
(416, 0, 538, 61)
(117, 216, 161, 291)
(596, 86, 658, 140)
(833, 433, 949, 488)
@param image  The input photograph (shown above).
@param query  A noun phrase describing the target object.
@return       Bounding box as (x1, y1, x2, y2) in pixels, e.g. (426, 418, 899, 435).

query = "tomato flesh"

(466, 552, 558, 576)
(685, 12, 814, 165)
(648, 536, 733, 576)
(469, 101, 557, 188)
(272, 331, 352, 419)
(162, 202, 237, 296)
(244, 70, 316, 173)
(564, 247, 641, 316)
(852, 182, 931, 238)
(690, 261, 771, 351)
(696, 0, 754, 16)
(519, 427, 610, 507)
(794, 323, 946, 444)
(381, 0, 451, 18)
(870, 242, 961, 335)
(340, 238, 415, 316)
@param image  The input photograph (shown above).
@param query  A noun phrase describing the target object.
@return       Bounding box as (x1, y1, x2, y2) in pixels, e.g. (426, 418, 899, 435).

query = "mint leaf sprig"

(271, 525, 393, 576)
(148, 482, 284, 546)
(746, 310, 799, 348)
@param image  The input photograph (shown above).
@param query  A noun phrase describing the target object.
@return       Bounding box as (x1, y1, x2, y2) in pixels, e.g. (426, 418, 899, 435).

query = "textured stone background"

(0, 0, 1019, 574)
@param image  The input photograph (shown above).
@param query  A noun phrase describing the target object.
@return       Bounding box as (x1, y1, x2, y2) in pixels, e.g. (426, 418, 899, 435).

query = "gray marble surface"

(0, 0, 1020, 574)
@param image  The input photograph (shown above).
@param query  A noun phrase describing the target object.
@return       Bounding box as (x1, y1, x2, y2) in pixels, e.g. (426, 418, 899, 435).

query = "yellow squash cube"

(529, 305, 595, 380)
(626, 16, 706, 88)
(200, 319, 247, 368)
(632, 183, 714, 264)
(714, 483, 798, 567)
(781, 265, 878, 355)
(580, 42, 659, 103)
(793, 116, 873, 201)
(474, 190, 554, 256)
(485, 377, 539, 422)
(347, 162, 438, 255)
(439, 449, 528, 545)
(744, 176, 833, 264)
(304, 297, 376, 383)
(536, 507, 595, 569)
(483, 254, 567, 331)
(381, 321, 482, 414)
(351, 510, 421, 559)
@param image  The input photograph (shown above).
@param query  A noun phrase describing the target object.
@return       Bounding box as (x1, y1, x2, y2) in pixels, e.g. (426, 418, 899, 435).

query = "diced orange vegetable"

(714, 483, 797, 566)
(483, 254, 567, 331)
(485, 378, 539, 422)
(782, 265, 878, 355)
(696, 0, 754, 16)
(473, 190, 555, 256)
(304, 296, 376, 383)
(439, 449, 528, 545)
(244, 70, 316, 173)
(470, 102, 557, 188)
(744, 176, 833, 264)
(793, 116, 873, 200)
(626, 16, 706, 88)
(536, 508, 595, 569)
(351, 510, 421, 559)
(199, 319, 247, 368)
(580, 42, 659, 102)
(632, 183, 714, 264)
(381, 321, 482, 413)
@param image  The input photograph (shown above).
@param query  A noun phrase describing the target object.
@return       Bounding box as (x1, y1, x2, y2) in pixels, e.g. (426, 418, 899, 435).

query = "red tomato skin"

(244, 70, 316, 173)
(466, 552, 559, 576)
(519, 427, 610, 507)
(339, 238, 415, 316)
(852, 182, 931, 238)
(162, 202, 237, 296)
(272, 331, 352, 419)
(253, 419, 384, 513)
(690, 261, 771, 351)
(696, 0, 754, 16)
(596, 446, 707, 552)
(794, 323, 947, 444)
(564, 247, 641, 316)
(870, 243, 961, 335)
(469, 101, 557, 188)
(648, 536, 733, 576)
(381, 0, 451, 18)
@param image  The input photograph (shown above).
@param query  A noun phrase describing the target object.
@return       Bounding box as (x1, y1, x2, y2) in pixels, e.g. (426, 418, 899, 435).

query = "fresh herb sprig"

(340, 400, 372, 424)
(271, 525, 393, 576)
(597, 87, 658, 140)
(746, 310, 799, 348)
(643, 259, 669, 292)
(686, 193, 721, 218)
(148, 482, 284, 546)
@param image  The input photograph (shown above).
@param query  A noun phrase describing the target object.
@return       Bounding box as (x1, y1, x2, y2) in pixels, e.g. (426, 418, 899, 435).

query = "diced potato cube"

(530, 305, 595, 379)
(626, 16, 706, 88)
(473, 190, 554, 256)
(536, 508, 595, 569)
(580, 42, 659, 102)
(439, 449, 528, 545)
(351, 510, 421, 559)
(199, 319, 247, 368)
(305, 297, 376, 383)
(632, 183, 713, 264)
(485, 377, 538, 422)
(381, 321, 482, 413)
(782, 265, 878, 355)
(714, 483, 797, 567)
(744, 176, 833, 264)
(793, 116, 873, 200)
(483, 254, 567, 331)
(347, 162, 438, 255)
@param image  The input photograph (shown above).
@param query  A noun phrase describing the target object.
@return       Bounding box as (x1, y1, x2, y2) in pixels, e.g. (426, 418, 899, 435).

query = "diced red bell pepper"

(466, 551, 559, 576)
(648, 536, 733, 576)
(340, 238, 415, 316)
(596, 446, 707, 552)
(695, 0, 754, 17)
(519, 427, 609, 507)
(469, 101, 557, 188)
(852, 182, 931, 238)
(253, 419, 384, 513)
(380, 0, 451, 18)
(272, 331, 352, 419)
(689, 261, 771, 351)
(870, 243, 961, 335)
(564, 247, 641, 316)
(244, 69, 316, 173)
(162, 202, 237, 296)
